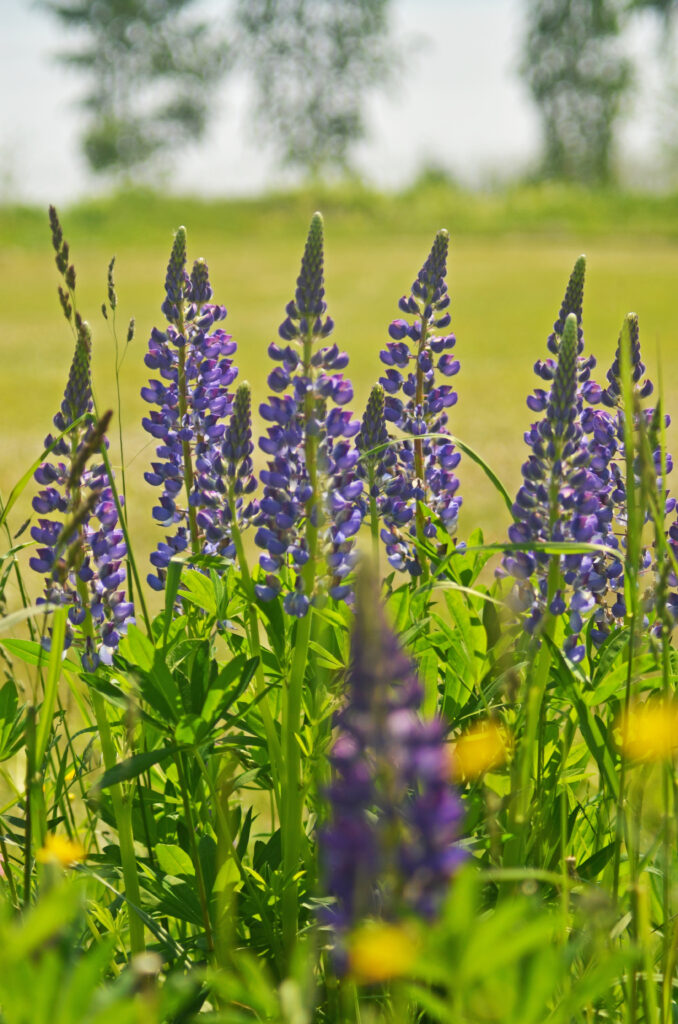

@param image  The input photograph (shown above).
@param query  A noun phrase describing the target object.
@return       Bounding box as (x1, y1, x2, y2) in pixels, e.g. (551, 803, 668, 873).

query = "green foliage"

(2, 202, 678, 1022)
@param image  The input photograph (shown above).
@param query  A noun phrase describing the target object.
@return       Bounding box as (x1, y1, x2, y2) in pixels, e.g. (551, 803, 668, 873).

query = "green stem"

(177, 344, 199, 555)
(90, 688, 145, 954)
(367, 464, 380, 573)
(174, 753, 214, 955)
(414, 314, 430, 583)
(229, 505, 282, 815)
(281, 610, 313, 960)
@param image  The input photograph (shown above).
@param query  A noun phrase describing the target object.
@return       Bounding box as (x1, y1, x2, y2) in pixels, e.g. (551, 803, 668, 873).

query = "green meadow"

(3, 182, 678, 575)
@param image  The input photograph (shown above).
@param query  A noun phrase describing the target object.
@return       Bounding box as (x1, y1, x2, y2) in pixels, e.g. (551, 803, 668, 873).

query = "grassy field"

(2, 182, 678, 596)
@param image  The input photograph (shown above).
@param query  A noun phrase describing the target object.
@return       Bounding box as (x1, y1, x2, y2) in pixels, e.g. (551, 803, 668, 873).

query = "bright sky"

(0, 0, 664, 204)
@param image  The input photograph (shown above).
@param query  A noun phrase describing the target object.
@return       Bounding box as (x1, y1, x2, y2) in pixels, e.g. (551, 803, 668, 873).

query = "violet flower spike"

(582, 312, 678, 640)
(320, 572, 465, 935)
(254, 212, 363, 614)
(142, 227, 243, 590)
(30, 316, 133, 668)
(378, 229, 462, 577)
(504, 311, 608, 662)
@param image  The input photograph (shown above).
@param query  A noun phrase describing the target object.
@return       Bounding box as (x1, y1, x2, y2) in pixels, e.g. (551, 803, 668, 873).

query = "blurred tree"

(521, 0, 632, 185)
(235, 0, 393, 176)
(42, 0, 230, 176)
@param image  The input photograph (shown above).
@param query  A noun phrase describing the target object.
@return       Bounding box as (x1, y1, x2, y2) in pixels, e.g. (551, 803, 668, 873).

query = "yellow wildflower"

(450, 721, 511, 780)
(348, 921, 418, 984)
(36, 833, 86, 868)
(618, 701, 678, 763)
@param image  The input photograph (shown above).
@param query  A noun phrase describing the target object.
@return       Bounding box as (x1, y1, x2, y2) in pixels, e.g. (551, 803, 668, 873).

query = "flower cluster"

(321, 575, 465, 932)
(378, 230, 462, 575)
(142, 228, 252, 590)
(254, 213, 363, 615)
(505, 303, 611, 661)
(30, 318, 133, 668)
(581, 313, 678, 638)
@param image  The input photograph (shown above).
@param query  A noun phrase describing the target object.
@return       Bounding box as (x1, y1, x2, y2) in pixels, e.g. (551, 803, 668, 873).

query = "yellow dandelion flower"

(36, 834, 86, 868)
(348, 921, 418, 984)
(618, 701, 678, 763)
(450, 721, 511, 781)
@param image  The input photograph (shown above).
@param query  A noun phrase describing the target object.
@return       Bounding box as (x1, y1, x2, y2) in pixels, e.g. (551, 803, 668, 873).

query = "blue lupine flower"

(30, 312, 133, 668)
(377, 230, 461, 576)
(356, 384, 399, 533)
(321, 573, 465, 932)
(504, 308, 609, 662)
(254, 213, 363, 614)
(142, 228, 251, 589)
(582, 312, 678, 639)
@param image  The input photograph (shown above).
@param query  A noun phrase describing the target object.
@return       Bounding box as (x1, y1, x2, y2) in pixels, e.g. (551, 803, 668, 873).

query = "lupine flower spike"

(505, 310, 607, 661)
(255, 213, 363, 615)
(321, 570, 465, 937)
(378, 230, 461, 577)
(583, 313, 678, 638)
(356, 383, 396, 563)
(142, 227, 253, 590)
(30, 209, 133, 667)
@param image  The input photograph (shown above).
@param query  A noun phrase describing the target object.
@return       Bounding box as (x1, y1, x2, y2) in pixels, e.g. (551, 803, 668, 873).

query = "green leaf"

(35, 605, 68, 769)
(179, 569, 217, 615)
(0, 638, 78, 671)
(163, 556, 186, 640)
(156, 843, 195, 878)
(122, 623, 155, 673)
(577, 841, 615, 881)
(97, 745, 177, 789)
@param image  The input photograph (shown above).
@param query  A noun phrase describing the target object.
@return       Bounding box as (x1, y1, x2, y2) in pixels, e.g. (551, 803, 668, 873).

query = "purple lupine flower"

(582, 313, 678, 640)
(320, 573, 465, 933)
(30, 309, 133, 668)
(254, 213, 363, 614)
(356, 384, 398, 531)
(377, 230, 462, 576)
(504, 310, 608, 661)
(142, 227, 250, 589)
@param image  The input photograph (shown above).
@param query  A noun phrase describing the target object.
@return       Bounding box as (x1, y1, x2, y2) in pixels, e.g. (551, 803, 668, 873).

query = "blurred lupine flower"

(30, 318, 133, 668)
(320, 575, 465, 933)
(142, 228, 253, 590)
(504, 311, 608, 662)
(377, 229, 461, 575)
(254, 213, 363, 615)
(581, 313, 678, 639)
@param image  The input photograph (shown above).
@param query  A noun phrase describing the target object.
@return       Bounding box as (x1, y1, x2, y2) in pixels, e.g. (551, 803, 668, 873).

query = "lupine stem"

(229, 502, 283, 813)
(414, 315, 430, 583)
(174, 752, 215, 955)
(75, 573, 145, 954)
(177, 341, 199, 555)
(368, 463, 380, 571)
(281, 323, 318, 959)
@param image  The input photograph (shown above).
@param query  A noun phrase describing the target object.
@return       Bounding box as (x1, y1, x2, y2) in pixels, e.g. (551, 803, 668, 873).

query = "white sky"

(0, 0, 666, 204)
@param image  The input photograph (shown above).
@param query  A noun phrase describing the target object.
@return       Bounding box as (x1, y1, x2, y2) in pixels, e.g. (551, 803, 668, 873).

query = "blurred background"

(3, 0, 678, 579)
